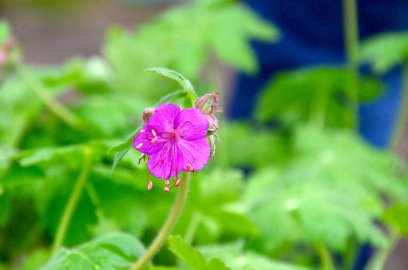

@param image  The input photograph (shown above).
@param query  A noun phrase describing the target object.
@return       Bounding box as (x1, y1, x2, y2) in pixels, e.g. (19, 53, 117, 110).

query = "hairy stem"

(342, 0, 360, 126)
(131, 172, 191, 270)
(51, 149, 92, 256)
(16, 66, 85, 132)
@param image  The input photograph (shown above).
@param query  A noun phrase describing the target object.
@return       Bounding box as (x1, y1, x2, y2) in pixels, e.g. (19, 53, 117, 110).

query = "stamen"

(150, 136, 158, 143)
(164, 186, 170, 192)
(151, 129, 157, 137)
(136, 142, 143, 149)
(147, 180, 153, 190)
(165, 179, 170, 186)
(140, 129, 145, 133)
(174, 179, 181, 187)
(187, 164, 194, 172)
(138, 154, 146, 164)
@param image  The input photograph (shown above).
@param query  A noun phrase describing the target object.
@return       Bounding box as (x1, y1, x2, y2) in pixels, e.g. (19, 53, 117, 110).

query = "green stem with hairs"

(131, 172, 191, 270)
(51, 149, 92, 256)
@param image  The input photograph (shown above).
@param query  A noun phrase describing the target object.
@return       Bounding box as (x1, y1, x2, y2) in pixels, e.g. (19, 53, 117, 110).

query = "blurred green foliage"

(1, 1, 408, 270)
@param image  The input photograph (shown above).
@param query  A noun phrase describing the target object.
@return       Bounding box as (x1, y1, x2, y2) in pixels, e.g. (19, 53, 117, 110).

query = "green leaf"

(360, 32, 408, 73)
(0, 192, 10, 226)
(200, 242, 312, 270)
(167, 235, 230, 270)
(255, 66, 384, 127)
(34, 170, 98, 246)
(145, 67, 196, 102)
(176, 168, 257, 244)
(41, 232, 144, 270)
(17, 141, 108, 167)
(208, 5, 278, 73)
(245, 126, 405, 252)
(383, 203, 408, 236)
(0, 21, 10, 42)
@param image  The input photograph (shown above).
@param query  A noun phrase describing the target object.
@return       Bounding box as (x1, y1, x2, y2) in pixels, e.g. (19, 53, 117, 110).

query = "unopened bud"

(208, 115, 218, 134)
(142, 107, 156, 123)
(195, 92, 219, 115)
(208, 133, 218, 159)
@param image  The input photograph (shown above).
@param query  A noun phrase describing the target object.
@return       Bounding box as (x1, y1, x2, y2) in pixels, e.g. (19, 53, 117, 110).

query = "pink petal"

(147, 104, 180, 134)
(133, 125, 166, 155)
(178, 137, 210, 172)
(174, 108, 209, 140)
(148, 142, 183, 179)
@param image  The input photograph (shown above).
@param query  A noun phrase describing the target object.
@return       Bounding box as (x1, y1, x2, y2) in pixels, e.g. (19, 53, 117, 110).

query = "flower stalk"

(131, 172, 191, 270)
(51, 149, 92, 256)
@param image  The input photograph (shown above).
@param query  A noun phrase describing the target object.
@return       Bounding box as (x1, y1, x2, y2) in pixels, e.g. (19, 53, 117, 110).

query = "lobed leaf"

(41, 232, 144, 270)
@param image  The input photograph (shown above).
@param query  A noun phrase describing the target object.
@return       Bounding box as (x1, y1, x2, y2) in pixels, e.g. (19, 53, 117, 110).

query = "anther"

(140, 129, 146, 133)
(136, 143, 143, 149)
(187, 164, 194, 172)
(174, 179, 181, 187)
(165, 179, 170, 186)
(164, 186, 170, 192)
(151, 129, 157, 137)
(147, 181, 153, 190)
(150, 136, 158, 143)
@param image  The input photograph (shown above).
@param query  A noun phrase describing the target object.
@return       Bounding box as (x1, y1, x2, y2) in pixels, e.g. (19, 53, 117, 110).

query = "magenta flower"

(133, 104, 210, 188)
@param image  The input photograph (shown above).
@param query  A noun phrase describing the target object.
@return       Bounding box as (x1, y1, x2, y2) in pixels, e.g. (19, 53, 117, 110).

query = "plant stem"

(316, 243, 335, 270)
(51, 149, 92, 256)
(389, 62, 408, 150)
(131, 172, 191, 270)
(15, 66, 85, 132)
(342, 0, 360, 126)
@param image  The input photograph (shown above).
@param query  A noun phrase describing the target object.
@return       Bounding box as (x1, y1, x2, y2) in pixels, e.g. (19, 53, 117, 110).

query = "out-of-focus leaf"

(34, 169, 97, 246)
(245, 126, 406, 252)
(104, 0, 278, 97)
(208, 5, 278, 73)
(20, 249, 49, 270)
(17, 141, 108, 167)
(200, 242, 312, 270)
(215, 121, 290, 168)
(383, 203, 408, 236)
(0, 21, 10, 42)
(176, 168, 257, 244)
(167, 235, 230, 270)
(255, 67, 384, 127)
(41, 232, 144, 270)
(360, 32, 408, 74)
(0, 192, 10, 226)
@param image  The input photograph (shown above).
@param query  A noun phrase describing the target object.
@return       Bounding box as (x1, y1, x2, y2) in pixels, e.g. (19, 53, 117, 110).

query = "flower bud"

(208, 114, 219, 134)
(195, 92, 219, 115)
(142, 107, 155, 123)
